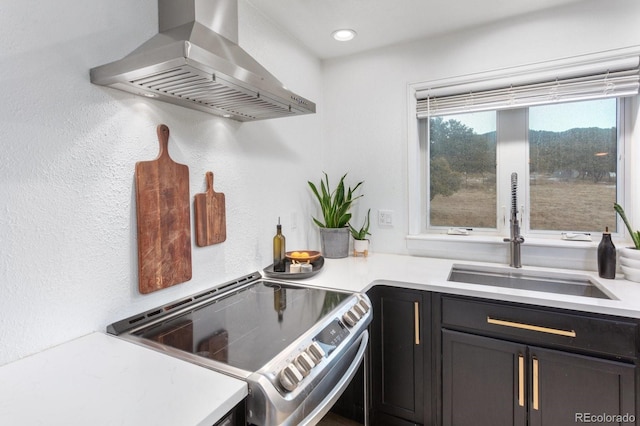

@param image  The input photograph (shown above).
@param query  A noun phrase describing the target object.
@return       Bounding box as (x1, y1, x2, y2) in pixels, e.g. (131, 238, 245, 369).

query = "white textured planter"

(620, 247, 640, 260)
(619, 247, 640, 282)
(353, 239, 370, 257)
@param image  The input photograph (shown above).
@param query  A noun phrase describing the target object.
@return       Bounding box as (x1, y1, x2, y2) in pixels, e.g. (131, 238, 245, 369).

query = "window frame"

(406, 50, 639, 263)
(420, 100, 625, 238)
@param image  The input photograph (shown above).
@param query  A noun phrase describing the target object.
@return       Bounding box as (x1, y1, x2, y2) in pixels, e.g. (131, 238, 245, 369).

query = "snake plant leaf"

(614, 203, 640, 249)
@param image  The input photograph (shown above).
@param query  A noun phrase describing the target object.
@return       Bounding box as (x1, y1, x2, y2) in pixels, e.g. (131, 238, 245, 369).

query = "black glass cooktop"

(133, 281, 351, 372)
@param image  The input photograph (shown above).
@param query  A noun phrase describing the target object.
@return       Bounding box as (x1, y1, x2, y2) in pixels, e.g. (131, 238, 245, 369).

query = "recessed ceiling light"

(332, 29, 357, 42)
(142, 92, 158, 98)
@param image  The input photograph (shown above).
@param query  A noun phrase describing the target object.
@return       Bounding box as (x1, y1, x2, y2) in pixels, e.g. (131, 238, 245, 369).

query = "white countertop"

(3, 253, 640, 426)
(0, 332, 247, 426)
(289, 253, 640, 319)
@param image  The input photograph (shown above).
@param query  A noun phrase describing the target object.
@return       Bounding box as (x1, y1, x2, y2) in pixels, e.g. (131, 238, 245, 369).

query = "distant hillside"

(529, 127, 616, 182)
(430, 117, 617, 194)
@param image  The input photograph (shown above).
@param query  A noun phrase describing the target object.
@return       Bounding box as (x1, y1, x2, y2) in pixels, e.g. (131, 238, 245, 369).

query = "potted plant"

(350, 208, 371, 257)
(614, 203, 640, 282)
(308, 172, 363, 258)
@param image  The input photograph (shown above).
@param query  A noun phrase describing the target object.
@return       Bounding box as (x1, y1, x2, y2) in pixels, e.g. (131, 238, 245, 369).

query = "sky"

(445, 98, 617, 134)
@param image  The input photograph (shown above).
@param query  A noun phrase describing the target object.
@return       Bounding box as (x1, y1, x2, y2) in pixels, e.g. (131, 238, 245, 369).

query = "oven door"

(246, 330, 369, 426)
(302, 330, 369, 426)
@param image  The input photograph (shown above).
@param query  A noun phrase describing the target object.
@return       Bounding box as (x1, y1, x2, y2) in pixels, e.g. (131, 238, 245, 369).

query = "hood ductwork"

(90, 0, 315, 121)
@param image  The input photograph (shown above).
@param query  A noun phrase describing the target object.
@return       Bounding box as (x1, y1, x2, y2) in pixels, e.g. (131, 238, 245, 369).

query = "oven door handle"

(299, 330, 369, 426)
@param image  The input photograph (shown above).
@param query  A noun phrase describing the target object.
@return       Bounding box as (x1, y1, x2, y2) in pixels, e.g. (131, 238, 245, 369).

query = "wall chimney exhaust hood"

(90, 0, 316, 121)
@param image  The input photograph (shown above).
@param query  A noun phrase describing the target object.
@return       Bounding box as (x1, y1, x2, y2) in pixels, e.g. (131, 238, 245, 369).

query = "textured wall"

(2, 0, 639, 366)
(0, 0, 323, 365)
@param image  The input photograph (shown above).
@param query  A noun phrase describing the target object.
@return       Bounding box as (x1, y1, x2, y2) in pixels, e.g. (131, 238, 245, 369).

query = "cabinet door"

(212, 399, 245, 426)
(529, 346, 636, 426)
(369, 286, 426, 424)
(442, 330, 527, 426)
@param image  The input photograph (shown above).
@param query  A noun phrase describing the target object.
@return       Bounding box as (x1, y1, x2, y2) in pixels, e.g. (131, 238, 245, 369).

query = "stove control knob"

(353, 303, 367, 317)
(279, 363, 303, 392)
(294, 352, 315, 377)
(357, 299, 370, 313)
(342, 310, 358, 327)
(306, 341, 326, 364)
(350, 306, 362, 320)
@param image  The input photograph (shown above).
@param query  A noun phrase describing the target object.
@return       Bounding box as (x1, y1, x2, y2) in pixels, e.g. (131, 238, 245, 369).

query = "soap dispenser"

(597, 227, 616, 279)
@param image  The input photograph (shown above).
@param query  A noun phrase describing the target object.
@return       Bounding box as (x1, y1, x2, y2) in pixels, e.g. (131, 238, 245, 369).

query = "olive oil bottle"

(273, 218, 286, 272)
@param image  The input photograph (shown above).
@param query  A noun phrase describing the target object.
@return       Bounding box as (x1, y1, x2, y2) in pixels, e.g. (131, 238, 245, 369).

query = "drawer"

(441, 296, 638, 360)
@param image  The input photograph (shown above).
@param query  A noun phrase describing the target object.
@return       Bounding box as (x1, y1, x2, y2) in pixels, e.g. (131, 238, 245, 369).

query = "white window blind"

(416, 56, 640, 117)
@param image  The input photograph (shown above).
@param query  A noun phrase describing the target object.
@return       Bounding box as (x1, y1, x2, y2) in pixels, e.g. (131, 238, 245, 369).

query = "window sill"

(406, 234, 600, 271)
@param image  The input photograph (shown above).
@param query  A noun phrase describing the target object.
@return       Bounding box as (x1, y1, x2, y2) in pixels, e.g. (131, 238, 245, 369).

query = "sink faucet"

(504, 172, 524, 268)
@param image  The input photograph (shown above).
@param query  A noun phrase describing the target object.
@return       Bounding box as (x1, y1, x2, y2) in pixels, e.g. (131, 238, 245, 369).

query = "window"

(410, 52, 639, 242)
(528, 99, 618, 232)
(421, 98, 623, 236)
(428, 111, 496, 229)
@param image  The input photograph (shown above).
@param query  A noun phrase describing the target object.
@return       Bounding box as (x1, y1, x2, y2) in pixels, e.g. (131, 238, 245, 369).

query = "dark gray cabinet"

(441, 295, 638, 426)
(368, 286, 432, 425)
(442, 330, 527, 426)
(442, 329, 636, 426)
(368, 286, 640, 426)
(529, 346, 635, 426)
(213, 399, 245, 426)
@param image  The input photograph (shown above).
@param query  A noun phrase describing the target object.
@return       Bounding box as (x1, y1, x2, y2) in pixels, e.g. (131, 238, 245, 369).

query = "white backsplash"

(1, 0, 639, 366)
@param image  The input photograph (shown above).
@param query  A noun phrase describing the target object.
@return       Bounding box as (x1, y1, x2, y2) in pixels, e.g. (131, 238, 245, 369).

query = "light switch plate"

(378, 210, 394, 227)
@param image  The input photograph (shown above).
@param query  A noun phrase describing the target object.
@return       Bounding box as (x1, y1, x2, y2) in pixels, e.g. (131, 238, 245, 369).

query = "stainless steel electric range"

(108, 272, 371, 426)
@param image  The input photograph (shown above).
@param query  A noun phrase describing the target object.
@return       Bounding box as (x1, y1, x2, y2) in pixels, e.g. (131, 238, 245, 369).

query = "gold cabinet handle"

(414, 301, 420, 345)
(487, 317, 576, 338)
(532, 357, 539, 410)
(518, 354, 525, 407)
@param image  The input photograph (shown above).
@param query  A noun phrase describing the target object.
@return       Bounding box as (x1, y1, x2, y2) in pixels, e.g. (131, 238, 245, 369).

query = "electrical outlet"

(378, 210, 394, 227)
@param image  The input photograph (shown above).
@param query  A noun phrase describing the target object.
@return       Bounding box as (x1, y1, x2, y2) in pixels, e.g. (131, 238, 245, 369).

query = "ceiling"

(246, 0, 588, 59)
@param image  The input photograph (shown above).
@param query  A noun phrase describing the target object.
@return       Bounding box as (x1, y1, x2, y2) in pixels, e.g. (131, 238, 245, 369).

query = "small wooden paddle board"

(194, 171, 227, 246)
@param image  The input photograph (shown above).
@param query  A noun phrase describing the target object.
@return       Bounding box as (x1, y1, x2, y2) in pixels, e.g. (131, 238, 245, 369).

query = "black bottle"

(597, 227, 616, 279)
(273, 218, 286, 272)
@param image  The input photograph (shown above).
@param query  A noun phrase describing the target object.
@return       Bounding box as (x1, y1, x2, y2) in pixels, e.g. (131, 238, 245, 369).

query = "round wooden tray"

(285, 250, 321, 263)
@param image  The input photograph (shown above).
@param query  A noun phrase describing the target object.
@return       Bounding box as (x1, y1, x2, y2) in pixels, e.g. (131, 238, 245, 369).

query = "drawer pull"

(532, 357, 540, 410)
(518, 354, 524, 407)
(414, 301, 420, 345)
(487, 317, 576, 338)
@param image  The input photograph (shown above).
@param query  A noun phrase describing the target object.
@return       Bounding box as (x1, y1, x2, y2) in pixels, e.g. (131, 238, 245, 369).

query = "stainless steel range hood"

(90, 0, 316, 121)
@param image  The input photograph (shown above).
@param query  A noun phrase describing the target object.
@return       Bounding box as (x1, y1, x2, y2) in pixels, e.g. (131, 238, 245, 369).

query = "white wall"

(0, 0, 323, 366)
(322, 0, 640, 257)
(2, 0, 639, 366)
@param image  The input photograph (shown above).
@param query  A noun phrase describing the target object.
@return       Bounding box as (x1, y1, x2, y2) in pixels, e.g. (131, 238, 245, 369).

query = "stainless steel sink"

(447, 264, 614, 299)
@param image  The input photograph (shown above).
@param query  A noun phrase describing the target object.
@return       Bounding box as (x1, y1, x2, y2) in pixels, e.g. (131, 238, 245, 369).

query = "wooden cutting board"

(194, 171, 227, 246)
(135, 124, 192, 294)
